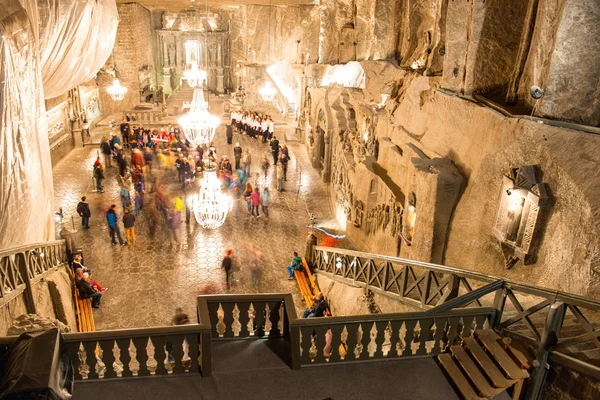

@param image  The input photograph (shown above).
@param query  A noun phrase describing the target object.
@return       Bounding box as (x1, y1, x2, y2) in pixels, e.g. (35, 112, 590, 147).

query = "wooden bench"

(292, 259, 331, 317)
(70, 268, 95, 332)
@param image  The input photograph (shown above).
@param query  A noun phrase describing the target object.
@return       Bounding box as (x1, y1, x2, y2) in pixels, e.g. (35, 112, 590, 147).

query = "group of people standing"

(230, 110, 275, 143)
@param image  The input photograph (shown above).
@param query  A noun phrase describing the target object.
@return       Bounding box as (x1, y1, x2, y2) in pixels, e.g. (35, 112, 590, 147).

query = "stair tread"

(476, 331, 530, 380)
(501, 337, 533, 369)
(438, 353, 487, 400)
(450, 346, 509, 397)
(463, 337, 518, 388)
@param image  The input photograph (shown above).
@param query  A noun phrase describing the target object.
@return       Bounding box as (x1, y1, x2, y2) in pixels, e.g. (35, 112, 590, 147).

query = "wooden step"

(463, 337, 517, 388)
(500, 337, 533, 370)
(450, 346, 507, 398)
(438, 353, 486, 400)
(475, 330, 529, 380)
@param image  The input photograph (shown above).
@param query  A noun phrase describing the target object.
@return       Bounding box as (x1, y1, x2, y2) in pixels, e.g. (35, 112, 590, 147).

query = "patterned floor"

(53, 115, 344, 330)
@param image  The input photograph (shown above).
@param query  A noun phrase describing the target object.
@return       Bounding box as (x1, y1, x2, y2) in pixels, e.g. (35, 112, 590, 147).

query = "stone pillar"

(538, 0, 600, 125)
(163, 67, 173, 95)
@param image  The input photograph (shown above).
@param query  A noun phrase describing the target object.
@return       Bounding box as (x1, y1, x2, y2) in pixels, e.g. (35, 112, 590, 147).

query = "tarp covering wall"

(0, 0, 118, 249)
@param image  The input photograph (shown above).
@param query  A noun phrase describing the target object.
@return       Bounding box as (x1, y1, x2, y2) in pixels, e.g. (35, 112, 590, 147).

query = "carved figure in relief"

(383, 205, 390, 231)
(353, 200, 364, 228)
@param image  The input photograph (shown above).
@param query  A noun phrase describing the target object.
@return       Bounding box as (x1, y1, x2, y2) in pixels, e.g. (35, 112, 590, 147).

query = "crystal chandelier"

(107, 79, 127, 101)
(184, 61, 207, 88)
(190, 167, 232, 229)
(259, 81, 277, 102)
(178, 88, 220, 146)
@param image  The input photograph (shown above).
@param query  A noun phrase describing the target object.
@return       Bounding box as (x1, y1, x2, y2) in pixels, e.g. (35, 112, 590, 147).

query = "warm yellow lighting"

(106, 79, 127, 101)
(336, 206, 347, 230)
(259, 81, 277, 102)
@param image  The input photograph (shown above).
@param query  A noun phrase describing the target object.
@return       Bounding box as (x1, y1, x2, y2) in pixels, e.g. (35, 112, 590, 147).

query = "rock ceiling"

(116, 0, 317, 11)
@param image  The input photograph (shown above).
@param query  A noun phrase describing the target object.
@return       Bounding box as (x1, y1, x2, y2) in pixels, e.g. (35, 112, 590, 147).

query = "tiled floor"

(53, 105, 344, 330)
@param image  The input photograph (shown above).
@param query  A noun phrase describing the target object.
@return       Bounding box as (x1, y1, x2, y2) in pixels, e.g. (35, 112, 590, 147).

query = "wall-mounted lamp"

(54, 208, 64, 224)
(335, 257, 342, 269)
(493, 166, 548, 269)
(31, 250, 45, 258)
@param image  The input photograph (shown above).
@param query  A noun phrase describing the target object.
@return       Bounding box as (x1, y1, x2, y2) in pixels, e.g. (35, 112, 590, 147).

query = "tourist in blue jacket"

(106, 204, 125, 245)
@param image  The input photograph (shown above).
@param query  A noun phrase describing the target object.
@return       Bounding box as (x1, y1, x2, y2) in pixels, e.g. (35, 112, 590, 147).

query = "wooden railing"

(310, 245, 600, 395)
(0, 240, 68, 312)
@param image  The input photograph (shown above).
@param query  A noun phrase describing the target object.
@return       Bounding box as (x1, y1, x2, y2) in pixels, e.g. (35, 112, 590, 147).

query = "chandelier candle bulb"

(107, 79, 127, 101)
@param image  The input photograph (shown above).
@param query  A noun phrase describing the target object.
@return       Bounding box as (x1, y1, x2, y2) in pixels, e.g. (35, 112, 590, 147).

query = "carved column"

(322, 130, 333, 183)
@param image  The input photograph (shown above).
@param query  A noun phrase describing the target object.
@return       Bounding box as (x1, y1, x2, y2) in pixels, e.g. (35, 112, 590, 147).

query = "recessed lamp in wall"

(530, 86, 544, 99)
(31, 251, 45, 258)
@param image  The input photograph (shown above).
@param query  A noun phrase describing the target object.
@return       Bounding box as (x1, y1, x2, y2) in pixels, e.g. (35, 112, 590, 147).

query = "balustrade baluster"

(246, 303, 256, 336)
(401, 320, 417, 357)
(417, 319, 434, 356)
(131, 337, 148, 376)
(150, 336, 168, 375)
(170, 335, 186, 374)
(98, 340, 116, 379)
(353, 324, 365, 360)
(185, 334, 200, 373)
(115, 339, 132, 377)
(374, 321, 389, 358)
(388, 321, 401, 357)
(312, 326, 328, 364)
(431, 318, 446, 355)
(327, 324, 344, 363)
(81, 341, 99, 379)
(66, 342, 85, 379)
(300, 326, 313, 365)
(146, 338, 159, 375)
(268, 301, 282, 337)
(231, 304, 242, 337)
(220, 302, 236, 338)
(111, 341, 124, 377)
(253, 301, 267, 338)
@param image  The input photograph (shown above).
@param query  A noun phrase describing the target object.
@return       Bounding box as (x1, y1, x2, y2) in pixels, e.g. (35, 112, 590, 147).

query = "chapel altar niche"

(157, 11, 231, 96)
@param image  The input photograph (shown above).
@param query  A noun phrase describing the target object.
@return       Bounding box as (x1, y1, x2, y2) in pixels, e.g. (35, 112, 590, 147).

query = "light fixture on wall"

(189, 164, 232, 229)
(107, 79, 127, 101)
(178, 87, 220, 146)
(259, 0, 277, 102)
(259, 81, 277, 102)
(106, 58, 127, 101)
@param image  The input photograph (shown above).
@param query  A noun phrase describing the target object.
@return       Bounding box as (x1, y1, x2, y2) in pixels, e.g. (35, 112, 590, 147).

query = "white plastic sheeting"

(0, 0, 118, 249)
(266, 61, 301, 105)
(40, 0, 118, 99)
(321, 61, 366, 88)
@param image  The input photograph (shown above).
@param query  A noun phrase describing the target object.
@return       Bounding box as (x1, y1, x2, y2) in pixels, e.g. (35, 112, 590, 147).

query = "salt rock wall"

(242, 5, 319, 66)
(100, 3, 156, 115)
(0, 267, 76, 335)
(304, 58, 600, 297)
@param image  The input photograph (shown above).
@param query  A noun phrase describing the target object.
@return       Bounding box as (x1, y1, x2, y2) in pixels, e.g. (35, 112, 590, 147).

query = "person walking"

(270, 136, 280, 165)
(243, 183, 253, 215)
(249, 188, 260, 217)
(123, 208, 136, 244)
(241, 149, 251, 178)
(76, 196, 91, 229)
(261, 151, 270, 179)
(100, 137, 112, 168)
(234, 143, 243, 170)
(222, 249, 233, 289)
(276, 162, 285, 192)
(261, 188, 270, 219)
(280, 143, 290, 181)
(93, 163, 105, 193)
(106, 204, 125, 245)
(226, 122, 233, 144)
(167, 209, 182, 245)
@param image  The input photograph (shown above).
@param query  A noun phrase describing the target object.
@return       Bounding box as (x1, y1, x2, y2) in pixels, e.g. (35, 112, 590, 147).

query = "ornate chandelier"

(178, 88, 220, 146)
(184, 61, 207, 88)
(259, 81, 277, 102)
(107, 79, 127, 101)
(190, 167, 232, 229)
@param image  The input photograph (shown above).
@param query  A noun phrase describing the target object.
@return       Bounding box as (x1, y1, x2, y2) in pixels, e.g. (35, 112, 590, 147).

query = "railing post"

(201, 331, 212, 377)
(525, 301, 565, 400)
(305, 233, 317, 268)
(17, 253, 36, 315)
(492, 287, 507, 328)
(290, 324, 301, 370)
